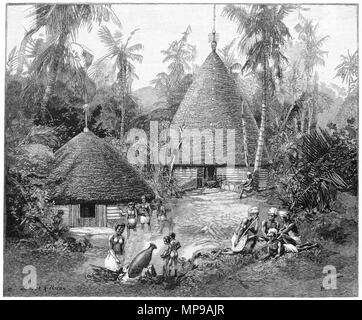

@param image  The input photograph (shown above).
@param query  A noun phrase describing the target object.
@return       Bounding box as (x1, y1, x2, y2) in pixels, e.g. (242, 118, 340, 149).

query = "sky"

(6, 3, 358, 90)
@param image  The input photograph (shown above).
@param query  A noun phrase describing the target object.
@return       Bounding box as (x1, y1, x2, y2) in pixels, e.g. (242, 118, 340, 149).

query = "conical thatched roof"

(171, 50, 261, 166)
(49, 130, 154, 204)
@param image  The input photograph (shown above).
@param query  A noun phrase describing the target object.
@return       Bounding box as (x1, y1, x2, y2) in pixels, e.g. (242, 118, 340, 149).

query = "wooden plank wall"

(173, 167, 198, 185)
(255, 169, 269, 191)
(95, 205, 107, 227)
(106, 204, 127, 228)
(106, 205, 121, 220)
(70, 204, 80, 227)
(217, 167, 249, 183)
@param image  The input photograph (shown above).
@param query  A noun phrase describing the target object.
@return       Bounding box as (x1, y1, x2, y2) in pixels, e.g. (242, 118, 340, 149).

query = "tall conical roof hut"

(49, 130, 154, 227)
(171, 49, 259, 165)
(171, 40, 266, 189)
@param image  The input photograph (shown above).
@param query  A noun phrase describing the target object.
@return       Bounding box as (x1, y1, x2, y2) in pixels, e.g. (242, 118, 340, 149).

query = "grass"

(4, 227, 357, 297)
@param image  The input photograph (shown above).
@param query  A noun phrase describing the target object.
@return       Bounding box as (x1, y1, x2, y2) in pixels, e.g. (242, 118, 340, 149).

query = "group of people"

(123, 196, 169, 238)
(235, 206, 319, 259)
(160, 232, 181, 280)
(105, 195, 174, 275)
(105, 221, 182, 280)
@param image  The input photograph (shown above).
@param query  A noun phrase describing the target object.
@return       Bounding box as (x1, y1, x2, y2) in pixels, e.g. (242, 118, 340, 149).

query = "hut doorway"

(79, 203, 97, 227)
(205, 166, 216, 181)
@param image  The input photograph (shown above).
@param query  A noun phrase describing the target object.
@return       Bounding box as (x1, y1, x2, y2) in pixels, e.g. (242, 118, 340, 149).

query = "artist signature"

(7, 285, 66, 292)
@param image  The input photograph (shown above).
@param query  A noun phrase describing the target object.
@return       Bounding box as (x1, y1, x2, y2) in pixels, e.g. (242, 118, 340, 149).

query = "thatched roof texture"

(49, 130, 154, 204)
(171, 50, 260, 166)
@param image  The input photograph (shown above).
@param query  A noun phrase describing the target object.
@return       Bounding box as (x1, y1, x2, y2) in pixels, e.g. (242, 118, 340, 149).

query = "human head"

(268, 207, 278, 220)
(279, 210, 289, 221)
(170, 232, 176, 240)
(267, 228, 278, 239)
(141, 195, 146, 202)
(128, 202, 134, 208)
(248, 206, 259, 218)
(115, 223, 125, 235)
(163, 235, 171, 244)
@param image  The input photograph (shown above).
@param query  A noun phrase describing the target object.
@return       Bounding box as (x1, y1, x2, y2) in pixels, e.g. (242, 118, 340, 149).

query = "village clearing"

(3, 189, 358, 297)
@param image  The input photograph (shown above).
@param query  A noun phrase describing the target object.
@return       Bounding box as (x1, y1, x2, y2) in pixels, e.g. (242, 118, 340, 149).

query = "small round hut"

(48, 128, 154, 228)
(171, 38, 267, 190)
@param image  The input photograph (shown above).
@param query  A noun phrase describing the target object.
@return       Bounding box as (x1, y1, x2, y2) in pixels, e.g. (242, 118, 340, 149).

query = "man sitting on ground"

(261, 207, 280, 241)
(239, 172, 254, 199)
(278, 210, 319, 253)
(235, 206, 260, 251)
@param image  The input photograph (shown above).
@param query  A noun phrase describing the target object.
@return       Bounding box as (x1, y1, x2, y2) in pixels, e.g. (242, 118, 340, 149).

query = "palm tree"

(295, 17, 329, 133)
(6, 46, 18, 77)
(335, 49, 358, 93)
(151, 26, 196, 107)
(223, 4, 294, 173)
(19, 4, 120, 119)
(26, 35, 95, 102)
(160, 25, 196, 86)
(217, 38, 242, 74)
(150, 72, 173, 103)
(91, 26, 143, 139)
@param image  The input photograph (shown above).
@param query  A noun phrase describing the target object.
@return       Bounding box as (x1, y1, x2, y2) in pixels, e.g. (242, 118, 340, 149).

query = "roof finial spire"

(83, 104, 90, 133)
(208, 4, 219, 52)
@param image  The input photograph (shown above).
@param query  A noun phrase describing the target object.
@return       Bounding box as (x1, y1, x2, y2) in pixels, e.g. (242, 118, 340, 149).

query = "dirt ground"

(3, 189, 358, 297)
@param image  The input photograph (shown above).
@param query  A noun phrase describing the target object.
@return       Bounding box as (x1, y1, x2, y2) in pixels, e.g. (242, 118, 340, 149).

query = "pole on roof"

(209, 4, 219, 51)
(83, 104, 89, 132)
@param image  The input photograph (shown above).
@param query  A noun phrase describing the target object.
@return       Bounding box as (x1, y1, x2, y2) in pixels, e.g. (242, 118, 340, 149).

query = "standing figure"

(105, 223, 126, 272)
(169, 232, 181, 277)
(155, 199, 167, 234)
(261, 207, 280, 241)
(160, 235, 171, 280)
(52, 210, 65, 236)
(138, 195, 152, 232)
(126, 202, 138, 238)
(239, 172, 254, 199)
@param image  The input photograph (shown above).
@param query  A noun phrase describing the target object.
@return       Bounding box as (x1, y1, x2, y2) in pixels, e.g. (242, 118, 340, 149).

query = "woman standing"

(160, 235, 171, 280)
(126, 202, 138, 238)
(105, 223, 126, 272)
(155, 199, 167, 234)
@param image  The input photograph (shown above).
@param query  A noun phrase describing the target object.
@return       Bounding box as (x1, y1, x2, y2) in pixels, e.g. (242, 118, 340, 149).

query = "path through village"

(73, 189, 269, 276)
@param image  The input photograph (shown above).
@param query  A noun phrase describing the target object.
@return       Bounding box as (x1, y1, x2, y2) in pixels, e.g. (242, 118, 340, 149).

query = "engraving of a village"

(3, 2, 358, 298)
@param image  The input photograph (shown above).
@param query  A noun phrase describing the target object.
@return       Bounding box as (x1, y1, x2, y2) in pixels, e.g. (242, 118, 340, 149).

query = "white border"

(0, 0, 360, 300)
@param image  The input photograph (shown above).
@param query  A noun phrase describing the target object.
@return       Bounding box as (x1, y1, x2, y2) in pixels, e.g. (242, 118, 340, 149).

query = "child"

(264, 228, 284, 260)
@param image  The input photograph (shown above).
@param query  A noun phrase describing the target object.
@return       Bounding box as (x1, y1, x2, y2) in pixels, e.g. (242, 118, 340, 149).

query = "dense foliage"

(273, 124, 357, 216)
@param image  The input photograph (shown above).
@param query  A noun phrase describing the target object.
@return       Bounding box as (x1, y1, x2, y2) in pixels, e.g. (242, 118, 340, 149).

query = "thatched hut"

(48, 128, 154, 227)
(170, 40, 268, 190)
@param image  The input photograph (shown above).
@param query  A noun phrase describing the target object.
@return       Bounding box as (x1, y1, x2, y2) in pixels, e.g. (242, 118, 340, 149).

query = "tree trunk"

(300, 107, 307, 134)
(279, 103, 295, 133)
(254, 53, 267, 173)
(40, 32, 68, 121)
(307, 104, 312, 134)
(294, 117, 299, 134)
(240, 100, 249, 167)
(308, 101, 315, 134)
(119, 61, 127, 141)
(120, 104, 125, 140)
